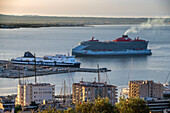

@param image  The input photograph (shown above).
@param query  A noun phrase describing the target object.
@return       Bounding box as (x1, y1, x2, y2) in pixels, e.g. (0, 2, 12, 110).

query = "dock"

(0, 60, 111, 79)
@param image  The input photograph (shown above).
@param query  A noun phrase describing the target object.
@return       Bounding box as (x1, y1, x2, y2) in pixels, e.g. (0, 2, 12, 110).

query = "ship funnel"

(122, 35, 128, 37)
(24, 51, 35, 58)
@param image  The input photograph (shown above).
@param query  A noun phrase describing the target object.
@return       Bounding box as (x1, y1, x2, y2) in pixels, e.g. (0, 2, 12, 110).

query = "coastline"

(0, 23, 85, 29)
(1, 14, 170, 29)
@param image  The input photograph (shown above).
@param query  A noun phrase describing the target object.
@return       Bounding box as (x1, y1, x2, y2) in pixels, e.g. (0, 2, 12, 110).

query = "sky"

(0, 0, 170, 17)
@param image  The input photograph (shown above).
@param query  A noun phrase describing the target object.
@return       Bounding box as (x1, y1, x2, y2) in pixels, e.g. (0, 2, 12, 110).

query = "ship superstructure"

(11, 52, 81, 68)
(72, 35, 152, 56)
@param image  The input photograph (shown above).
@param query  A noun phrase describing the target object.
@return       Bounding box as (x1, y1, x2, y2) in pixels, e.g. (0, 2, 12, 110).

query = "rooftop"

(73, 81, 116, 87)
(19, 83, 54, 86)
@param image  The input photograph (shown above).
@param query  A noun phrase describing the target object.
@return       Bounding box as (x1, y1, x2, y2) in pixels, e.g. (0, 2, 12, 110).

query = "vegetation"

(0, 14, 150, 25)
(14, 105, 22, 113)
(73, 97, 115, 113)
(115, 96, 149, 113)
(1, 14, 170, 28)
(39, 97, 149, 113)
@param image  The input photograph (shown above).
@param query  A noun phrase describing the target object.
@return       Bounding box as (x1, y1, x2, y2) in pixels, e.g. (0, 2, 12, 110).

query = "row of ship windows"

(89, 48, 145, 51)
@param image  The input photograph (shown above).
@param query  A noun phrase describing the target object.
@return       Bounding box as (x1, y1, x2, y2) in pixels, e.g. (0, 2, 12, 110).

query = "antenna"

(64, 80, 66, 105)
(165, 71, 170, 84)
(97, 64, 100, 83)
(106, 72, 111, 84)
(130, 58, 133, 81)
(105, 71, 107, 83)
(94, 77, 96, 82)
(67, 69, 71, 106)
(67, 49, 70, 56)
(127, 57, 133, 84)
(22, 66, 25, 84)
(22, 65, 24, 84)
(18, 64, 21, 84)
(34, 53, 37, 83)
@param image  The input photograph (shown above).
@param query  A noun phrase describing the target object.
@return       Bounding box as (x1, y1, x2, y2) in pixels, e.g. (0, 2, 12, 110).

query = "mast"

(97, 64, 100, 83)
(18, 64, 21, 84)
(105, 71, 107, 83)
(34, 53, 37, 83)
(127, 57, 133, 84)
(130, 58, 133, 81)
(64, 80, 66, 105)
(165, 71, 170, 84)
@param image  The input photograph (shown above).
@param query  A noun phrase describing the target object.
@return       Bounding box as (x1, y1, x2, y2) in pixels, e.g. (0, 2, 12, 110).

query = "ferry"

(72, 35, 152, 56)
(11, 52, 81, 68)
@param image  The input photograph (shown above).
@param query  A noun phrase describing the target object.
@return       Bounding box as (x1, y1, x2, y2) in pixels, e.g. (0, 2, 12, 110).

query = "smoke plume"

(124, 18, 166, 35)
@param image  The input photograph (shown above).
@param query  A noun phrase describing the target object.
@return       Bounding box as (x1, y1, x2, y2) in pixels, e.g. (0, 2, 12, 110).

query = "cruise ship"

(11, 52, 81, 68)
(72, 35, 152, 56)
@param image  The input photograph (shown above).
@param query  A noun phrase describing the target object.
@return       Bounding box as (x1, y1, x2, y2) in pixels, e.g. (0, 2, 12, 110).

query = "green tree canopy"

(14, 105, 22, 113)
(115, 96, 149, 113)
(69, 97, 115, 113)
(40, 97, 149, 113)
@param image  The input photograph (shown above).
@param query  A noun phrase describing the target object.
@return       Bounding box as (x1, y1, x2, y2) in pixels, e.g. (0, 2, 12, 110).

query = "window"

(85, 97, 87, 102)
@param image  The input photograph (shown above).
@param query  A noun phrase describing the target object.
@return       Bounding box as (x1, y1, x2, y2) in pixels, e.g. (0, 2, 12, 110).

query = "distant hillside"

(0, 14, 170, 27)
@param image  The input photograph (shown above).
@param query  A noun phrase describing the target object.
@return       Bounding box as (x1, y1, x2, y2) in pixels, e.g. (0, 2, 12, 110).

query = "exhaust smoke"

(124, 18, 166, 35)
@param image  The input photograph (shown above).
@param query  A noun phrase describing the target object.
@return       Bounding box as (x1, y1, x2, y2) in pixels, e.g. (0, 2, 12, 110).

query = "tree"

(14, 105, 22, 113)
(40, 97, 149, 113)
(91, 97, 115, 113)
(72, 97, 115, 113)
(114, 96, 149, 113)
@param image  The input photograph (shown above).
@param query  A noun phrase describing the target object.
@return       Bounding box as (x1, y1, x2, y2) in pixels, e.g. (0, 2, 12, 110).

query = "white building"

(15, 83, 55, 106)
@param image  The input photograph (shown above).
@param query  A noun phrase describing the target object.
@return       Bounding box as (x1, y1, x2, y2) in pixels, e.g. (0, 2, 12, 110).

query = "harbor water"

(0, 25, 170, 96)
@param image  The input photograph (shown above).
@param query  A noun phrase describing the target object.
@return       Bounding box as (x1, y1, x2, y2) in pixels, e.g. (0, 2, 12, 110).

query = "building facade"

(72, 81, 117, 104)
(15, 83, 55, 106)
(146, 99, 170, 113)
(129, 80, 163, 98)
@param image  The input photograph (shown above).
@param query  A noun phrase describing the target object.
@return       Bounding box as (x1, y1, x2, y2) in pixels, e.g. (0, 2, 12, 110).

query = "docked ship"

(11, 52, 81, 68)
(72, 35, 152, 56)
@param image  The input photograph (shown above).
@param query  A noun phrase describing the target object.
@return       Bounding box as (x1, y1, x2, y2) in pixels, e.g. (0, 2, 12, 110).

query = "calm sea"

(0, 25, 170, 96)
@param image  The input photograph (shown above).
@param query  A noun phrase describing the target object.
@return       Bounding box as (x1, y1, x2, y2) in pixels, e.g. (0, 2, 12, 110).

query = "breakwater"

(0, 60, 111, 79)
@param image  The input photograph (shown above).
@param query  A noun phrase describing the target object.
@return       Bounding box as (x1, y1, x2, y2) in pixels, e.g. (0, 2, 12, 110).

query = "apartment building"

(129, 80, 163, 98)
(15, 83, 55, 106)
(72, 81, 117, 104)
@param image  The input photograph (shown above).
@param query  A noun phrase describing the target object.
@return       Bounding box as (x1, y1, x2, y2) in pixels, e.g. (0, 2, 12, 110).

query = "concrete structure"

(15, 83, 55, 106)
(129, 80, 163, 98)
(146, 98, 170, 113)
(0, 102, 15, 113)
(163, 83, 170, 99)
(0, 95, 16, 113)
(72, 81, 117, 104)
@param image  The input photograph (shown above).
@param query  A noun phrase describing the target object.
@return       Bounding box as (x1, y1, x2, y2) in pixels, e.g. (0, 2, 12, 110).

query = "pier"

(0, 60, 111, 79)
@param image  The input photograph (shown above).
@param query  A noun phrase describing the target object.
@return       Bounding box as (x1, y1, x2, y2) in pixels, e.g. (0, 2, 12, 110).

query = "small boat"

(11, 52, 81, 68)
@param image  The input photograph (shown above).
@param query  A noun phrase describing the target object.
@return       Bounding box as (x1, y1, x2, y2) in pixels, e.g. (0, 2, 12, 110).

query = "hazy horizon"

(0, 0, 170, 18)
(1, 13, 170, 19)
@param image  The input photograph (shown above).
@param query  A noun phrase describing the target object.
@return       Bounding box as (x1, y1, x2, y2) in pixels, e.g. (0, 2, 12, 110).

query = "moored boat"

(11, 52, 81, 68)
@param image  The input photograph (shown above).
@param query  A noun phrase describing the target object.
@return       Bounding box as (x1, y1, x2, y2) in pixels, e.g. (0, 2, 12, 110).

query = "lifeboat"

(134, 37, 146, 41)
(113, 35, 146, 42)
